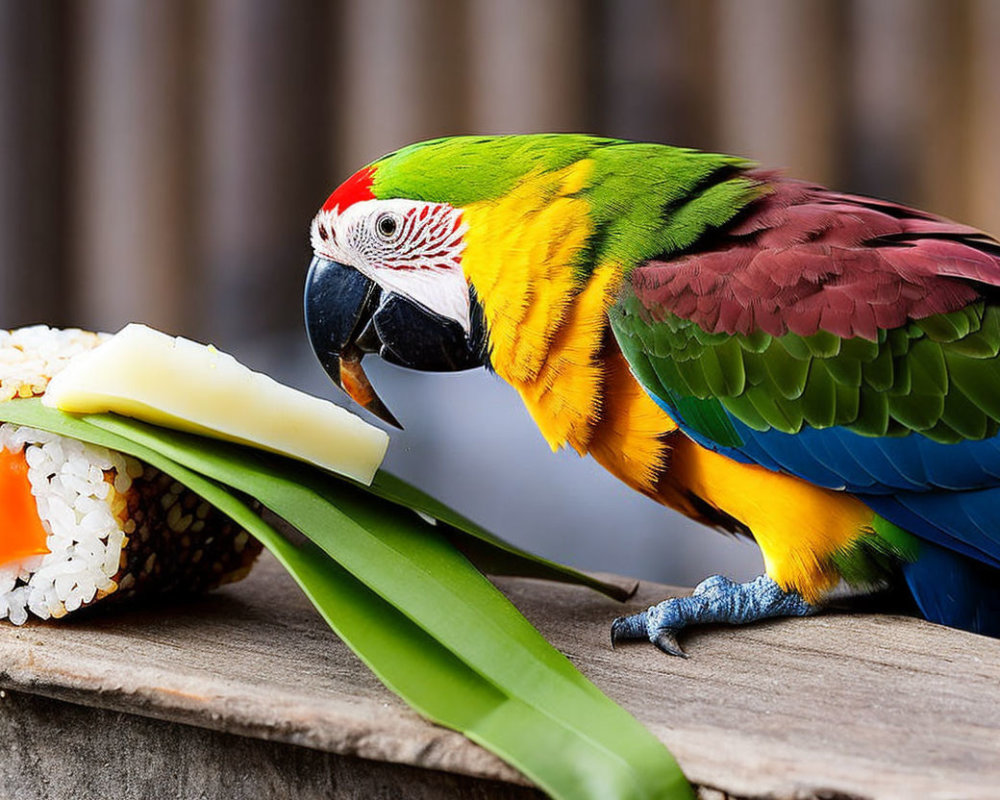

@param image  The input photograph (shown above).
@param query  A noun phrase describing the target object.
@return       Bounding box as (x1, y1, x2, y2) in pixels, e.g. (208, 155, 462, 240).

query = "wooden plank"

(966, 0, 1000, 235)
(846, 0, 934, 202)
(0, 1, 68, 328)
(0, 690, 542, 800)
(714, 0, 843, 184)
(332, 0, 466, 174)
(70, 0, 195, 333)
(465, 0, 587, 134)
(195, 0, 332, 344)
(598, 0, 716, 146)
(1, 552, 998, 799)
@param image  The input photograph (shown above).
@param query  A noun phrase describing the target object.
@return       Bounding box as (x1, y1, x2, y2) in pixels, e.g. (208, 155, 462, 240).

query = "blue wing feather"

(900, 541, 1000, 637)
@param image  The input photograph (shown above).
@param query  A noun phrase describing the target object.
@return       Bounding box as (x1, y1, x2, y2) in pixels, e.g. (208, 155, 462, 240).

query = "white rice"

(0, 423, 143, 624)
(0, 325, 107, 402)
(0, 324, 125, 624)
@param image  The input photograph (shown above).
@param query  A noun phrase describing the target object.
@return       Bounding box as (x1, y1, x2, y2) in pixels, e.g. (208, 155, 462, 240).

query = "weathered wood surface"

(0, 691, 540, 800)
(1, 552, 998, 800)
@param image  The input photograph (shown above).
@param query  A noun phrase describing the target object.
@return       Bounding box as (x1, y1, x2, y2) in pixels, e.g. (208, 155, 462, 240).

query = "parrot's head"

(304, 138, 508, 428)
(305, 134, 605, 427)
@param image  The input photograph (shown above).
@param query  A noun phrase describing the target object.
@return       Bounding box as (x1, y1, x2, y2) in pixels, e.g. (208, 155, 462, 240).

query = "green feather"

(776, 333, 813, 360)
(741, 350, 769, 387)
(915, 309, 974, 342)
(800, 360, 838, 429)
(860, 345, 895, 391)
(889, 354, 912, 396)
(671, 353, 712, 397)
(701, 340, 746, 396)
(763, 351, 811, 400)
(831, 516, 920, 587)
(719, 392, 770, 431)
(803, 330, 842, 358)
(618, 296, 1000, 446)
(906, 339, 948, 395)
(945, 351, 1000, 421)
(853, 391, 890, 437)
(839, 335, 881, 362)
(672, 396, 744, 447)
(950, 331, 1000, 358)
(743, 387, 804, 432)
(714, 338, 747, 395)
(372, 135, 605, 205)
(648, 351, 699, 398)
(823, 353, 863, 388)
(833, 381, 860, 425)
(889, 392, 946, 431)
(940, 388, 990, 440)
(737, 329, 772, 353)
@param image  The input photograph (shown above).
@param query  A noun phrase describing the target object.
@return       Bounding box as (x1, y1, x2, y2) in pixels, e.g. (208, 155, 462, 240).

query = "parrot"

(303, 134, 1000, 656)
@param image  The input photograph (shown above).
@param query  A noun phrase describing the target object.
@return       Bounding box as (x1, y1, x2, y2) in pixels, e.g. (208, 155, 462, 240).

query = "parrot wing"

(610, 175, 1000, 574)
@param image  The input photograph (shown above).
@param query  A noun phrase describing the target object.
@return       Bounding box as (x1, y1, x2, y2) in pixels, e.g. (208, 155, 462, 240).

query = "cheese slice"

(43, 323, 389, 485)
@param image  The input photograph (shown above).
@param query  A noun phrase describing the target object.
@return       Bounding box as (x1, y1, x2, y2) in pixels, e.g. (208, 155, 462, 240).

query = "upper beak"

(304, 256, 402, 428)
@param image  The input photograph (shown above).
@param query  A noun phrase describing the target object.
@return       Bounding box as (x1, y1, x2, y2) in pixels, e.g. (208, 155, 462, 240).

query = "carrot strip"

(0, 448, 50, 567)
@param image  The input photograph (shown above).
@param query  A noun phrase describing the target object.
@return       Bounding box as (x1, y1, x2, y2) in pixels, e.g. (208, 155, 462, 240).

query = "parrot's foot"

(610, 574, 817, 657)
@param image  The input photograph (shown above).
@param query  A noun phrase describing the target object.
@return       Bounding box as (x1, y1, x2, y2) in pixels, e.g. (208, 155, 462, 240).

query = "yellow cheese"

(42, 323, 389, 485)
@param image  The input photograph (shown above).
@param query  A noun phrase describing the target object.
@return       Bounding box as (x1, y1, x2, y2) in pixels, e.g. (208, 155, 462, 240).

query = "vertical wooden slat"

(714, 0, 842, 183)
(197, 0, 332, 345)
(0, 1, 66, 327)
(71, 0, 194, 333)
(966, 0, 1000, 235)
(861, 0, 972, 221)
(332, 0, 467, 175)
(847, 0, 936, 203)
(598, 0, 716, 147)
(916, 2, 971, 222)
(465, 0, 586, 134)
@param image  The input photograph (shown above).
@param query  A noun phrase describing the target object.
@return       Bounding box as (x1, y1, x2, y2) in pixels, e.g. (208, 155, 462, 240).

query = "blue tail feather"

(902, 541, 1000, 637)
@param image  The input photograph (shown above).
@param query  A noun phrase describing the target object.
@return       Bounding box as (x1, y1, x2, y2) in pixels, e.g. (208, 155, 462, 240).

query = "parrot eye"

(375, 213, 400, 240)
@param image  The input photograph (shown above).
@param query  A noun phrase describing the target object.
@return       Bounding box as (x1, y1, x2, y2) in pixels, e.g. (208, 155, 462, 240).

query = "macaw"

(303, 135, 1000, 655)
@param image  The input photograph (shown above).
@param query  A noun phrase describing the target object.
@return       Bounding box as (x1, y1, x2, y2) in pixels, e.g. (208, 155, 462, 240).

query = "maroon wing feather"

(632, 173, 1000, 339)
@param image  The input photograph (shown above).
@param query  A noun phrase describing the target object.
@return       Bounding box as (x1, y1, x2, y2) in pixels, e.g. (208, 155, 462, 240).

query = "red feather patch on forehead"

(321, 166, 375, 212)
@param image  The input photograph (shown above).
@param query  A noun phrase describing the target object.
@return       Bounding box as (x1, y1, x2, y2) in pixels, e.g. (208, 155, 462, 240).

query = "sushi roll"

(0, 325, 261, 625)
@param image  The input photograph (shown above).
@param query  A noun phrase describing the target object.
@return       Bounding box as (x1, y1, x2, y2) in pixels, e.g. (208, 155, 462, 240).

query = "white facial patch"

(311, 199, 472, 333)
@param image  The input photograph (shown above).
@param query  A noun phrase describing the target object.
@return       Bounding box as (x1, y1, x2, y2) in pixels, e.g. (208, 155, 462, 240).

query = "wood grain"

(1, 553, 998, 799)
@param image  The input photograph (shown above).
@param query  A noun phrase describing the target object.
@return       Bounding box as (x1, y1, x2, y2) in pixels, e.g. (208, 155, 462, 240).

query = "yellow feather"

(556, 159, 594, 196)
(462, 163, 595, 386)
(515, 262, 620, 451)
(588, 350, 675, 492)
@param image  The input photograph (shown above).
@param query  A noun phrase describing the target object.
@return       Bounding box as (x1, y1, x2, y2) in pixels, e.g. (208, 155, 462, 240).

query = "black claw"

(610, 617, 626, 649)
(652, 630, 688, 659)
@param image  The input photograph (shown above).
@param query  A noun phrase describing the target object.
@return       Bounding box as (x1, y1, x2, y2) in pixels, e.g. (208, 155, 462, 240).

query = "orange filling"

(0, 448, 50, 567)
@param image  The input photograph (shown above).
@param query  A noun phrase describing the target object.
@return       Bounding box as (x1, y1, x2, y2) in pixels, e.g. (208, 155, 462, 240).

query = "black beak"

(304, 256, 402, 428)
(305, 256, 488, 428)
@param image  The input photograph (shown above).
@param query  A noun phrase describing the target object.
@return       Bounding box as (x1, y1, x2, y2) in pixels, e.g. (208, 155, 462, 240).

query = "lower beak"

(304, 256, 402, 428)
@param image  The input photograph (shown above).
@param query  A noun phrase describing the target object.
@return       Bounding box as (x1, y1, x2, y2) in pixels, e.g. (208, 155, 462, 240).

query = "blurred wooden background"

(2, 0, 999, 342)
(3, 0, 1000, 587)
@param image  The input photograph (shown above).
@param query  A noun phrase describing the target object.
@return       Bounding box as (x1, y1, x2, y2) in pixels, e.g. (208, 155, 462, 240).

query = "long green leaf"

(0, 400, 692, 799)
(367, 470, 636, 601)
